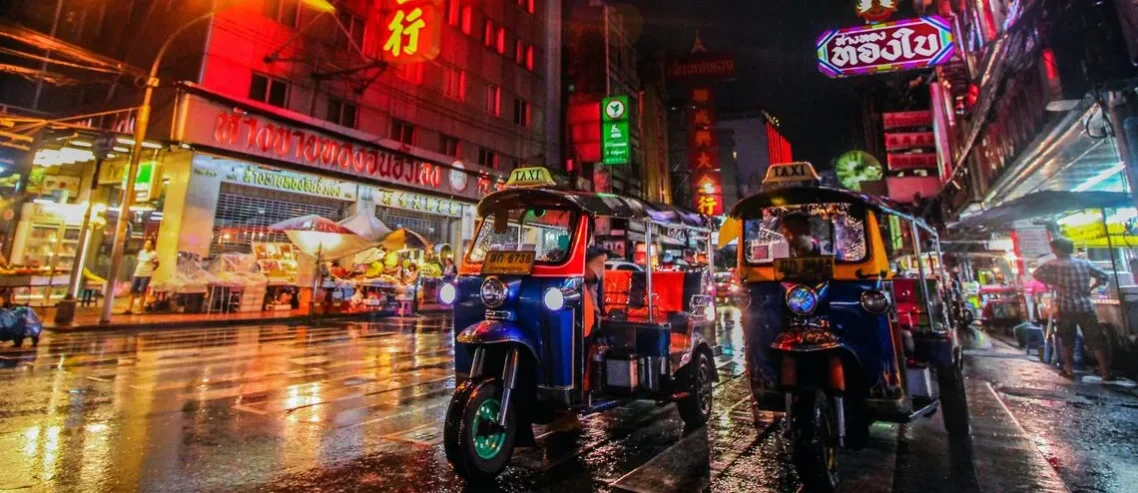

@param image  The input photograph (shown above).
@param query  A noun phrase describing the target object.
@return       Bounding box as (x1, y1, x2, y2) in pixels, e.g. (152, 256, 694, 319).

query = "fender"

(457, 320, 541, 362)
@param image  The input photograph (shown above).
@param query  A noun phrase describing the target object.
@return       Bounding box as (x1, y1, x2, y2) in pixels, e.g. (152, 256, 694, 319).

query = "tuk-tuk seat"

(893, 277, 942, 329)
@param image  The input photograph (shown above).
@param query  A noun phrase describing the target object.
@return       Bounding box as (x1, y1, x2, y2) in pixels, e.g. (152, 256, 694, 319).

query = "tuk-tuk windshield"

(468, 208, 577, 264)
(743, 202, 867, 264)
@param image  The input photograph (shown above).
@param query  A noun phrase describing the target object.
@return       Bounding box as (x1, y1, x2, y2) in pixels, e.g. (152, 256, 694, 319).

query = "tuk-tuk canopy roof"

(728, 186, 936, 234)
(476, 188, 711, 230)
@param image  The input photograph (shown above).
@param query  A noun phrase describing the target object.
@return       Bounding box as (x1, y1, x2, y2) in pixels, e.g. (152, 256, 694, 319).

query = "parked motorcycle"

(0, 306, 43, 347)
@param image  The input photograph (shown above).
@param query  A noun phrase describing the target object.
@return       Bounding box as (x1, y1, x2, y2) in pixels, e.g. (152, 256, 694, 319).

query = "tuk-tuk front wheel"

(444, 377, 516, 482)
(677, 351, 714, 427)
(791, 388, 840, 493)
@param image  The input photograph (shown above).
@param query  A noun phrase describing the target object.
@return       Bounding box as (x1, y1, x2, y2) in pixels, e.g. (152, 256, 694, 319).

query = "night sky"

(626, 0, 866, 168)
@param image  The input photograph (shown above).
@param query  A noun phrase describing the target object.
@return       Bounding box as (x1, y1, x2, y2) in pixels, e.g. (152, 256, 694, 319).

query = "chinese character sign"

(816, 16, 954, 78)
(382, 0, 443, 64)
(687, 87, 723, 216)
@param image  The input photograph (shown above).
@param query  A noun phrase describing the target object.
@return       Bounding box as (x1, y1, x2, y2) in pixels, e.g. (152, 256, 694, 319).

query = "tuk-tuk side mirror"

(493, 213, 509, 233)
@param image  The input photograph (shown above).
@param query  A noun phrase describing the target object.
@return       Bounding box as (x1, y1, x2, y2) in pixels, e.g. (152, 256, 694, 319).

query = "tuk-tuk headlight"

(543, 287, 566, 311)
(480, 278, 508, 308)
(860, 290, 891, 314)
(438, 283, 457, 305)
(786, 285, 819, 316)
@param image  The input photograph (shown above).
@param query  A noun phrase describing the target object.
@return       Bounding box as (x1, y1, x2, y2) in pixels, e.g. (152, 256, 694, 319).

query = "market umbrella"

(382, 228, 432, 251)
(338, 211, 392, 241)
(269, 215, 376, 316)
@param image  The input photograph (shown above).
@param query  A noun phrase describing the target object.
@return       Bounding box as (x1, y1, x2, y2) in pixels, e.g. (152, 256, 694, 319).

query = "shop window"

(485, 84, 501, 116)
(525, 45, 534, 71)
(483, 20, 494, 47)
(443, 67, 467, 101)
(326, 97, 357, 128)
(395, 63, 424, 84)
(513, 98, 530, 127)
(478, 147, 499, 169)
(496, 28, 507, 55)
(391, 119, 415, 145)
(263, 0, 299, 28)
(212, 182, 347, 256)
(335, 11, 366, 50)
(440, 134, 461, 157)
(249, 73, 289, 108)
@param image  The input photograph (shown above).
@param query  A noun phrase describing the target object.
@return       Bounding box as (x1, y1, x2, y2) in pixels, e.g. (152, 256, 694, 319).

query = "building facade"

(0, 0, 559, 295)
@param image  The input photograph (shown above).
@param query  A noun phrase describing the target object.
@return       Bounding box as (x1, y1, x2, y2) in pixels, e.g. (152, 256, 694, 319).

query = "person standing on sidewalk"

(1032, 237, 1113, 380)
(127, 239, 159, 315)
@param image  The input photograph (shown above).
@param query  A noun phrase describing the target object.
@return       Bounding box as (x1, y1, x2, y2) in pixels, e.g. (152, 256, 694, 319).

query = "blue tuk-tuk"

(725, 162, 969, 492)
(440, 167, 718, 482)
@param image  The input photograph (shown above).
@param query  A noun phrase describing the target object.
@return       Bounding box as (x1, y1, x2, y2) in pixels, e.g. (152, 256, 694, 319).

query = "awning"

(949, 190, 1133, 234)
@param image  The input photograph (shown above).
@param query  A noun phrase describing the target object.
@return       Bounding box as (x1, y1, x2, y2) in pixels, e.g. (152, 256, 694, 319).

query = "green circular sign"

(834, 150, 883, 191)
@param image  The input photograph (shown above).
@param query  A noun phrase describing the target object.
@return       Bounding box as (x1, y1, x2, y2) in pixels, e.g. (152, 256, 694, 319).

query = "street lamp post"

(99, 0, 336, 324)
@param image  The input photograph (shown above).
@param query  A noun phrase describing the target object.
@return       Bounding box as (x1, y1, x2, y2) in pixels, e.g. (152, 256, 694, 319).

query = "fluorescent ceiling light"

(1072, 163, 1125, 192)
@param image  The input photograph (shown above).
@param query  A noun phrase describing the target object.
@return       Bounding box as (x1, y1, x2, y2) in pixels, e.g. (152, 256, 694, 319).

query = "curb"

(44, 309, 452, 333)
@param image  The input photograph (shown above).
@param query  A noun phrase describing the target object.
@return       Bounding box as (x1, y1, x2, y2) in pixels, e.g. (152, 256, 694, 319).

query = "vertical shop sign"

(601, 95, 631, 165)
(381, 0, 443, 64)
(688, 87, 724, 216)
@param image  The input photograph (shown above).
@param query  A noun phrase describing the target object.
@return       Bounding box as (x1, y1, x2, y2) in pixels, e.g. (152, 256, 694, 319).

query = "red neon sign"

(382, 0, 443, 64)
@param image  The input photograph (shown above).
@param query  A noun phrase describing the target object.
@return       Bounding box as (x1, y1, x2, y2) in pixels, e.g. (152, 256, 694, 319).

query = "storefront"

(139, 85, 488, 316)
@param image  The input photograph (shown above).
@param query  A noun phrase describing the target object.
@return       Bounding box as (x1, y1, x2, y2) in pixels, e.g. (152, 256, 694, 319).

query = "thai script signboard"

(816, 16, 954, 78)
(666, 53, 737, 81)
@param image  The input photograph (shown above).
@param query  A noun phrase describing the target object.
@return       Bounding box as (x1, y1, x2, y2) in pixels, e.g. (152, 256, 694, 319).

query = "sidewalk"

(38, 304, 441, 332)
(964, 338, 1138, 492)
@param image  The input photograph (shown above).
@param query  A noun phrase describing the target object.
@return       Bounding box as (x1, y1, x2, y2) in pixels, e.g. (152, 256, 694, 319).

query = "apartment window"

(496, 28, 507, 55)
(443, 68, 467, 101)
(516, 0, 534, 14)
(483, 21, 494, 47)
(391, 119, 415, 145)
(395, 63, 424, 84)
(447, 0, 460, 26)
(263, 0, 299, 28)
(326, 98, 357, 128)
(513, 98, 530, 127)
(439, 134, 461, 157)
(485, 84, 501, 116)
(515, 40, 524, 65)
(336, 12, 366, 50)
(478, 147, 499, 169)
(461, 5, 473, 35)
(525, 45, 535, 71)
(249, 73, 289, 107)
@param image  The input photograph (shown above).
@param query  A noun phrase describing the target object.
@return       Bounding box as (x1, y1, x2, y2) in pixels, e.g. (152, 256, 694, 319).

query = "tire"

(677, 351, 714, 427)
(791, 388, 840, 493)
(30, 336, 38, 347)
(12, 336, 23, 348)
(937, 365, 970, 436)
(443, 377, 516, 483)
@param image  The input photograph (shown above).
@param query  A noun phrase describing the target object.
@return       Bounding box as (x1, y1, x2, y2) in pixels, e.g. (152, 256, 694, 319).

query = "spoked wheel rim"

(471, 398, 506, 460)
(697, 360, 713, 416)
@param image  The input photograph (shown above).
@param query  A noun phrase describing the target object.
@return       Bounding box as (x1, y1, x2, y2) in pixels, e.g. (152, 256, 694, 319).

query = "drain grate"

(383, 424, 444, 446)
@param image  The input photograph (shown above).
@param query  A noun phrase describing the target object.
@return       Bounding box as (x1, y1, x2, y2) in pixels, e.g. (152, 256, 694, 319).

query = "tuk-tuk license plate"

(774, 257, 835, 281)
(482, 251, 537, 276)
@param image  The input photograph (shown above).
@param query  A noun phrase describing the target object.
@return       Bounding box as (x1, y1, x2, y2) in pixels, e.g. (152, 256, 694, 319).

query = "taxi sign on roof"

(763, 162, 819, 186)
(505, 167, 556, 188)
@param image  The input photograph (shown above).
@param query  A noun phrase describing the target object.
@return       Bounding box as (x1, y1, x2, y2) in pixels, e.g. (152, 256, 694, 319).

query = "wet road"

(0, 311, 1124, 492)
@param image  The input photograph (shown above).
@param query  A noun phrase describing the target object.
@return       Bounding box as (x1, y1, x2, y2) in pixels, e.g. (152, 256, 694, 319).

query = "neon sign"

(382, 0, 442, 64)
(816, 16, 955, 78)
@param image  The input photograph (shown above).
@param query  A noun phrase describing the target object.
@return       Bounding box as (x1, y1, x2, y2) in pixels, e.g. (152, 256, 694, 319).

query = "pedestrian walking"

(1032, 237, 1114, 381)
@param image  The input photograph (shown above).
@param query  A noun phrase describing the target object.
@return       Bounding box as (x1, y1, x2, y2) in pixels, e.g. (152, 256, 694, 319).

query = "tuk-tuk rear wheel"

(937, 365, 970, 436)
(443, 377, 516, 482)
(677, 351, 714, 427)
(791, 388, 840, 493)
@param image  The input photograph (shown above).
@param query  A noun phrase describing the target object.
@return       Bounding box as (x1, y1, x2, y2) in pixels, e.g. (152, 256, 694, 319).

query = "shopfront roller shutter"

(212, 183, 348, 256)
(375, 206, 450, 245)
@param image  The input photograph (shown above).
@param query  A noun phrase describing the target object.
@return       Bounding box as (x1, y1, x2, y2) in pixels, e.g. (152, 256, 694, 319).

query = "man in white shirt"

(129, 239, 159, 314)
